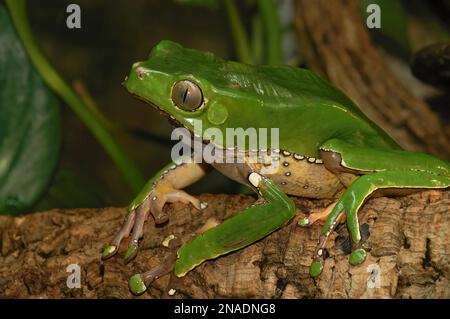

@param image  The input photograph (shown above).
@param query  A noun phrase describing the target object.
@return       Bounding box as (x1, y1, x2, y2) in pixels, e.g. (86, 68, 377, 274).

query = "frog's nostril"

(135, 65, 151, 80)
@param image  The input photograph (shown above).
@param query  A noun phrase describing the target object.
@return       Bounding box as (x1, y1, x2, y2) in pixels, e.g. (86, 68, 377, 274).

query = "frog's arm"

(308, 139, 450, 277)
(102, 161, 210, 262)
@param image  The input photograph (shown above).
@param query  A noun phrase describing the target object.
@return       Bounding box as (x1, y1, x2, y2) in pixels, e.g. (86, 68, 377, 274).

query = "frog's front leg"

(129, 170, 296, 295)
(102, 161, 210, 262)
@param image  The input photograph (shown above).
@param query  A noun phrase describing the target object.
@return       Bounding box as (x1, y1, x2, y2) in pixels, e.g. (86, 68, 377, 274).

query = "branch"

(0, 190, 449, 298)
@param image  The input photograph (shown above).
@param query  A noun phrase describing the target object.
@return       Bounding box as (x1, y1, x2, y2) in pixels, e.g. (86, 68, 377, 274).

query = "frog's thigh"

(174, 172, 296, 277)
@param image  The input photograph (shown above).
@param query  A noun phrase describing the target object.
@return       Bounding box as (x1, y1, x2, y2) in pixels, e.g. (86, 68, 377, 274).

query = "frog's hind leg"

(310, 170, 450, 277)
(128, 172, 296, 294)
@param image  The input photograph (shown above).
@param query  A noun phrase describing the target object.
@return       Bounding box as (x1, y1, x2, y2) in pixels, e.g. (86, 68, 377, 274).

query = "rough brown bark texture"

(0, 190, 449, 298)
(294, 0, 450, 159)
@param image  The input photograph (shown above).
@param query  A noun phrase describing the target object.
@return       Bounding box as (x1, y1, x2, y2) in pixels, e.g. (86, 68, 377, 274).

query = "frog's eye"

(171, 80, 203, 111)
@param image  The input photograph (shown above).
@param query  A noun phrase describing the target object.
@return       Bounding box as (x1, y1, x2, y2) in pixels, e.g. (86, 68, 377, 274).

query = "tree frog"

(102, 40, 450, 295)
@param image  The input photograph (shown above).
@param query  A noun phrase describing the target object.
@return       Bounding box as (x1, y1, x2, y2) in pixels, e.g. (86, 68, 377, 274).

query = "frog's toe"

(129, 274, 147, 296)
(297, 202, 339, 228)
(309, 260, 324, 277)
(101, 245, 118, 260)
(124, 244, 139, 263)
(349, 248, 367, 266)
(127, 248, 178, 295)
(101, 210, 136, 261)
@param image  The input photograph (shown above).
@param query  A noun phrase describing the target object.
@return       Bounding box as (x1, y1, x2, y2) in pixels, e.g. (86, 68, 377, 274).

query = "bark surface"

(1, 191, 449, 298)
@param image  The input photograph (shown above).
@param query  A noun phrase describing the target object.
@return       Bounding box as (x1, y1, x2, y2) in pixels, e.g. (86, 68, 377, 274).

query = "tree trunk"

(0, 190, 449, 298)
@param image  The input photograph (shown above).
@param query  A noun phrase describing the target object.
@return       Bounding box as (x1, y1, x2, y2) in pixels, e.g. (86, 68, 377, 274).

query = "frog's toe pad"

(309, 261, 324, 277)
(349, 248, 367, 266)
(124, 245, 138, 263)
(101, 245, 117, 260)
(129, 274, 147, 295)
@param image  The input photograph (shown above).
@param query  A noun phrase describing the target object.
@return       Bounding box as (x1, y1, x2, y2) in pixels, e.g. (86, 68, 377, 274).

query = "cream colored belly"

(212, 150, 349, 199)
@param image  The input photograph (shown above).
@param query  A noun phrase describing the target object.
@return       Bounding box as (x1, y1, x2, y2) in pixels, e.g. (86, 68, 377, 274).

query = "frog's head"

(124, 40, 261, 147)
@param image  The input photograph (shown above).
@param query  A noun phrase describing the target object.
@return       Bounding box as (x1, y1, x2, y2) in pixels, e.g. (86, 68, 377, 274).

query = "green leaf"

(174, 0, 220, 9)
(360, 0, 410, 59)
(0, 5, 60, 215)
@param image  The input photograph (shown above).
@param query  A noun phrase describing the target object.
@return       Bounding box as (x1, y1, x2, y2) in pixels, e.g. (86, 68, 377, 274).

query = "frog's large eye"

(171, 80, 203, 111)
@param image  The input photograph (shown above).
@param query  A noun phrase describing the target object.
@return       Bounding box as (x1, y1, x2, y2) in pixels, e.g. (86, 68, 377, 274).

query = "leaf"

(360, 0, 410, 59)
(0, 5, 60, 215)
(174, 0, 220, 9)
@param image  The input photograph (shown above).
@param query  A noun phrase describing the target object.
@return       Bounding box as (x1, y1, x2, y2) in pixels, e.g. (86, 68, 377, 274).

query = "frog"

(101, 40, 450, 295)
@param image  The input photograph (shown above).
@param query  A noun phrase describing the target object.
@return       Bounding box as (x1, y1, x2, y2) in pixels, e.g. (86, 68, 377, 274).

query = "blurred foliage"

(360, 0, 410, 59)
(175, 0, 219, 9)
(0, 6, 60, 215)
(360, 0, 450, 60)
(33, 169, 103, 211)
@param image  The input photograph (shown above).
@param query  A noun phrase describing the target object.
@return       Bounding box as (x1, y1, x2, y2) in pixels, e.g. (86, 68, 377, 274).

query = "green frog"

(102, 40, 450, 295)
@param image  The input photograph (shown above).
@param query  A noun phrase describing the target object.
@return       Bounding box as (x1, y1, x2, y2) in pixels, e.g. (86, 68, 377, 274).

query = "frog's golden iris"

(171, 80, 203, 111)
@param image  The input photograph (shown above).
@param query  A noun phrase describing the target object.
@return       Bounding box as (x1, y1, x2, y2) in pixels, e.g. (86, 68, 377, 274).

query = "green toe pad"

(349, 248, 367, 265)
(309, 261, 324, 277)
(101, 245, 117, 260)
(129, 274, 147, 295)
(124, 246, 138, 262)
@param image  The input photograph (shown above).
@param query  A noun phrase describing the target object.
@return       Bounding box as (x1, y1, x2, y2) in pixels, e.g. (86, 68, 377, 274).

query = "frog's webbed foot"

(129, 237, 181, 295)
(101, 161, 210, 263)
(101, 188, 203, 263)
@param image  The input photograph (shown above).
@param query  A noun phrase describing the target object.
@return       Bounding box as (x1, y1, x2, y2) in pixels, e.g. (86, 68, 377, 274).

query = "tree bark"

(0, 190, 449, 298)
(294, 0, 450, 160)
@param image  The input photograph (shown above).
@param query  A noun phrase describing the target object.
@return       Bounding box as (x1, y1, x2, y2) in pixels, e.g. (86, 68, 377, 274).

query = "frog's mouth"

(132, 94, 214, 146)
(132, 93, 184, 127)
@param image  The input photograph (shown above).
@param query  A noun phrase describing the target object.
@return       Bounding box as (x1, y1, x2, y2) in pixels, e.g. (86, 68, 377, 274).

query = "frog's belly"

(212, 150, 346, 199)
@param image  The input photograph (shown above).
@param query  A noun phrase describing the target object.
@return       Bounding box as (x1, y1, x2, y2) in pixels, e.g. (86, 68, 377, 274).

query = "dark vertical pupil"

(183, 88, 189, 103)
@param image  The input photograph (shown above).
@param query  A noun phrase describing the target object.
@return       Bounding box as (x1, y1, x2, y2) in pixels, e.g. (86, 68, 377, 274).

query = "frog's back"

(149, 41, 399, 151)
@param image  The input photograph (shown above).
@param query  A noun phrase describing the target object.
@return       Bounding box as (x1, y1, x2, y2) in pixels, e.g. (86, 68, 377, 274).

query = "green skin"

(102, 40, 450, 295)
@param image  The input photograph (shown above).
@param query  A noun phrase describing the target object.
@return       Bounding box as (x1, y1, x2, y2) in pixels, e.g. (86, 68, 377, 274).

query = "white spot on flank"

(308, 157, 316, 163)
(318, 249, 323, 256)
(294, 154, 304, 160)
(315, 159, 323, 164)
(248, 172, 262, 187)
(200, 202, 208, 209)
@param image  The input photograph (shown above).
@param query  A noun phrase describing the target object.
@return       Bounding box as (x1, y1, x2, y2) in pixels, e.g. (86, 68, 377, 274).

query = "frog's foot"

(297, 202, 339, 227)
(309, 210, 345, 277)
(102, 199, 150, 262)
(128, 237, 181, 295)
(102, 188, 206, 263)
